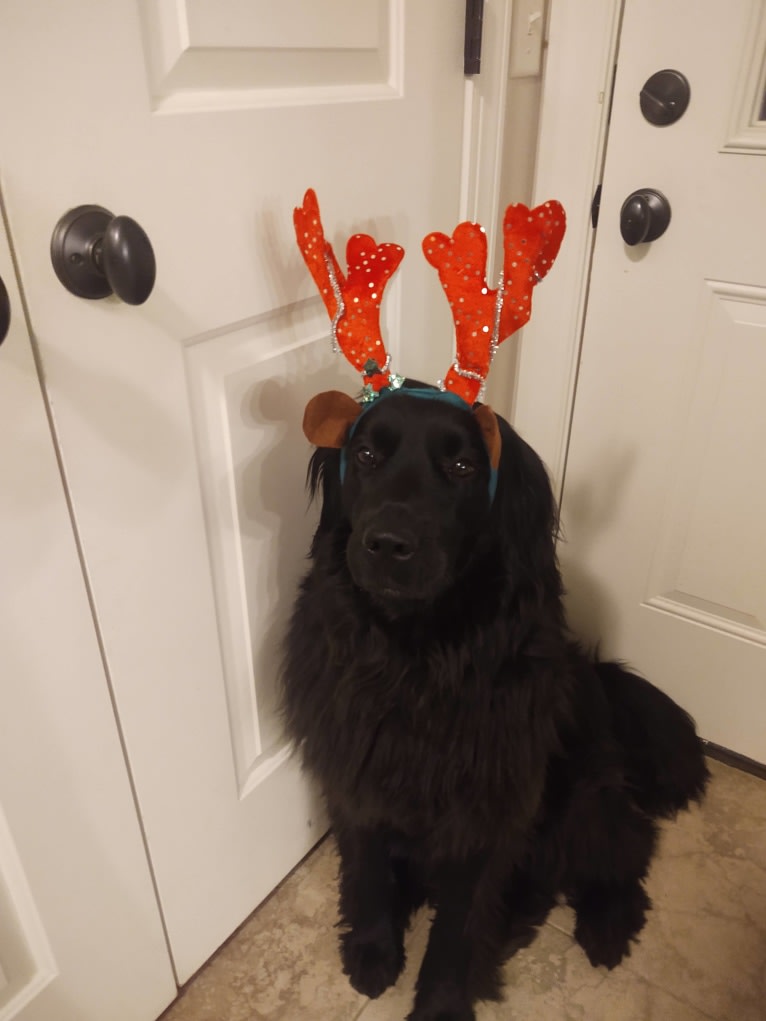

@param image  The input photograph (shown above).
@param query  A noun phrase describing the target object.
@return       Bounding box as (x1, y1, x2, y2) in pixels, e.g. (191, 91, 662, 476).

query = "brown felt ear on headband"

(303, 390, 362, 448)
(473, 404, 501, 470)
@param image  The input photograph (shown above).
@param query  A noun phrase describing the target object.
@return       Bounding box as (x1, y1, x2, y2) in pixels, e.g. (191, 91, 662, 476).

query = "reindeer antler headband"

(295, 189, 565, 472)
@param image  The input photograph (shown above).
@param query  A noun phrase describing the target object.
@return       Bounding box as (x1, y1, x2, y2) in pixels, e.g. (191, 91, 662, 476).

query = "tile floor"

(160, 758, 765, 1021)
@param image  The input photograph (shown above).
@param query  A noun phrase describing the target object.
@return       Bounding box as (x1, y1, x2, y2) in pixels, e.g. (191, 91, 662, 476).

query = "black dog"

(282, 389, 709, 1021)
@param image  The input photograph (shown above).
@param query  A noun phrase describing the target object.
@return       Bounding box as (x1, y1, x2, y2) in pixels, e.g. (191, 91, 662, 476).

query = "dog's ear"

(303, 391, 361, 448)
(473, 404, 501, 469)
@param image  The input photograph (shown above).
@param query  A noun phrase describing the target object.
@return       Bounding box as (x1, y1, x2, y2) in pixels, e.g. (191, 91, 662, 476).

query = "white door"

(0, 200, 175, 1017)
(0, 0, 500, 981)
(556, 0, 766, 761)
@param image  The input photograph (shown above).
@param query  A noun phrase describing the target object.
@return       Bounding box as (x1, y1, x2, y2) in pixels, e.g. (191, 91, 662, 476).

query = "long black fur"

(281, 392, 709, 1021)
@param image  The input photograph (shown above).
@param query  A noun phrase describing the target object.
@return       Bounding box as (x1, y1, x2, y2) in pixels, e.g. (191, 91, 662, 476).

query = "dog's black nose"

(363, 527, 416, 562)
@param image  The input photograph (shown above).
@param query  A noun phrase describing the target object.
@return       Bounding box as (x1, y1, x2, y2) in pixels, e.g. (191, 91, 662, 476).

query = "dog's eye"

(355, 447, 377, 468)
(447, 459, 476, 478)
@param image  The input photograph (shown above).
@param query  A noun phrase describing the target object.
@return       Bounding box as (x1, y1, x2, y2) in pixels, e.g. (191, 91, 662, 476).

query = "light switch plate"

(509, 0, 545, 78)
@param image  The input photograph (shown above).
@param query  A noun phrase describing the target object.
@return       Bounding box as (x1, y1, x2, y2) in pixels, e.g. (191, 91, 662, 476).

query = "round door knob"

(619, 189, 671, 245)
(51, 205, 156, 305)
(0, 275, 9, 345)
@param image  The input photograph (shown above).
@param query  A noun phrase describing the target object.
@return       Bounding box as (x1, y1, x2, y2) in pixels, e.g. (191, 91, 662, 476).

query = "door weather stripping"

(464, 0, 485, 74)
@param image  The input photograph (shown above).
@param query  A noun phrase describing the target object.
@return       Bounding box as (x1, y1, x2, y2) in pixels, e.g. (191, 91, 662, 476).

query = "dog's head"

(306, 387, 560, 618)
(342, 392, 495, 611)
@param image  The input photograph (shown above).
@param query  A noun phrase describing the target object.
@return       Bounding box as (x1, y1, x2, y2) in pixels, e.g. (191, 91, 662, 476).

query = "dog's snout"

(363, 526, 416, 562)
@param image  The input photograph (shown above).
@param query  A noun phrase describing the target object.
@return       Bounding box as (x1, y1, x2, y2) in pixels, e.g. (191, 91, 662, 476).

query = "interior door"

(559, 0, 766, 761)
(0, 199, 175, 1018)
(0, 0, 475, 981)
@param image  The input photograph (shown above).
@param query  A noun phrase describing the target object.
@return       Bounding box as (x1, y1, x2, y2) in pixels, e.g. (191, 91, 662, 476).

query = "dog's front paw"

(340, 920, 404, 999)
(406, 984, 476, 1021)
(574, 882, 650, 970)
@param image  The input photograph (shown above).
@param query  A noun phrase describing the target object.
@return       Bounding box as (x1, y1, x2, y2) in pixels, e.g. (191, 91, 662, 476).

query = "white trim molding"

(459, 0, 515, 272)
(512, 0, 623, 498)
(722, 0, 766, 153)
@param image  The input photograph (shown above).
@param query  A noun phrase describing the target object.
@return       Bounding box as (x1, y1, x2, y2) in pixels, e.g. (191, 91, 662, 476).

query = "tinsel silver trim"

(490, 271, 505, 367)
(451, 362, 485, 382)
(323, 252, 344, 354)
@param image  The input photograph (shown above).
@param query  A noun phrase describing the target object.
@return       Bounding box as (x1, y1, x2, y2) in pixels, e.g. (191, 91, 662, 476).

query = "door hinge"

(591, 183, 603, 229)
(464, 0, 485, 75)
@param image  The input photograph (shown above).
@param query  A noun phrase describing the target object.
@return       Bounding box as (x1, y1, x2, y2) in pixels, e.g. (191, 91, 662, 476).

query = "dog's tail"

(596, 661, 710, 819)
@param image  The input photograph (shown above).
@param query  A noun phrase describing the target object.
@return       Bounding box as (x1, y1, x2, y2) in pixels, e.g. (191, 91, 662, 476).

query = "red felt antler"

(423, 200, 566, 403)
(294, 189, 404, 394)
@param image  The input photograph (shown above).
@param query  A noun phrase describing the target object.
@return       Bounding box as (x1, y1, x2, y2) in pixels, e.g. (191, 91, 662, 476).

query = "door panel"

(184, 308, 349, 793)
(142, 0, 398, 105)
(0, 0, 471, 980)
(559, 0, 766, 760)
(0, 199, 174, 1020)
(644, 281, 766, 645)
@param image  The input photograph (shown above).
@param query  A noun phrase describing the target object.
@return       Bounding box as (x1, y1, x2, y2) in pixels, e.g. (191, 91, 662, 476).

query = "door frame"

(462, 1, 517, 251)
(511, 0, 622, 498)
